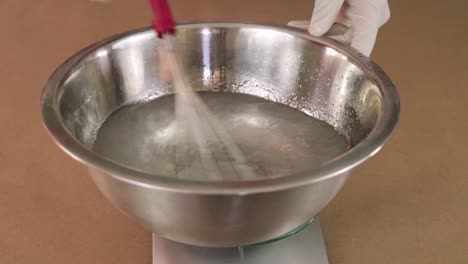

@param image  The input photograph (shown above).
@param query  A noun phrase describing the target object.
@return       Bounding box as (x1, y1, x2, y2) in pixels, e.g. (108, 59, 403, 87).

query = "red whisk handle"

(150, 0, 176, 38)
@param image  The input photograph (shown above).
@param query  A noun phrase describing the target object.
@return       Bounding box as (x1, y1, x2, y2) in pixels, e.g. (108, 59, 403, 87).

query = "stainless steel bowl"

(40, 22, 399, 247)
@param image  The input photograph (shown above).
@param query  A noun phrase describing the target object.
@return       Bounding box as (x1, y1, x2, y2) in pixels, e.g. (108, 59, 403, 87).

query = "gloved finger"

(348, 3, 381, 56)
(350, 21, 378, 56)
(289, 20, 352, 48)
(348, 0, 390, 56)
(287, 20, 310, 30)
(308, 0, 345, 36)
(370, 0, 391, 26)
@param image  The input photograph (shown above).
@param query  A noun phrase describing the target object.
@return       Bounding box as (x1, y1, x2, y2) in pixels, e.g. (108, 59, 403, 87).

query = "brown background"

(1, 0, 467, 263)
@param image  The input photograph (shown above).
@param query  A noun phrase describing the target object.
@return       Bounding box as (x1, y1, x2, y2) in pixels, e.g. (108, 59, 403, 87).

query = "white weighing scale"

(152, 217, 328, 264)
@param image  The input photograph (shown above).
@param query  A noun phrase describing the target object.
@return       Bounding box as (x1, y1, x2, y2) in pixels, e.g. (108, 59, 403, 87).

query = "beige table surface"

(1, 0, 467, 263)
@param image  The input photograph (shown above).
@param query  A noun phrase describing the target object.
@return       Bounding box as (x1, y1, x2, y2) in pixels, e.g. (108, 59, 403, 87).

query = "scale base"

(152, 217, 329, 264)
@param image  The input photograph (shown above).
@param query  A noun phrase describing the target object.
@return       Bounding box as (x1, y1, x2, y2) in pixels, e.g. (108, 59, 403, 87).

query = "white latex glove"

(288, 0, 390, 56)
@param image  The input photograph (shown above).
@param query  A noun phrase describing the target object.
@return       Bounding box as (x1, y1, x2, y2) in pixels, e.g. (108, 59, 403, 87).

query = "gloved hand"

(288, 0, 390, 56)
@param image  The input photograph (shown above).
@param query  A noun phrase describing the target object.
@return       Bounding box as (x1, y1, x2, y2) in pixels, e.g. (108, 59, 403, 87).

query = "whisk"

(149, 0, 256, 181)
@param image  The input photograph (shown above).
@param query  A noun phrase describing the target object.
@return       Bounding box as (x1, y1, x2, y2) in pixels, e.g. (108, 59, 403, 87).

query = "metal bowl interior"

(41, 22, 399, 194)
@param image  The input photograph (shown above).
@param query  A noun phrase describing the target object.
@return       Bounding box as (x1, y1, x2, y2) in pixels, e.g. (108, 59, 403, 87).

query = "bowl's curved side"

(88, 166, 350, 247)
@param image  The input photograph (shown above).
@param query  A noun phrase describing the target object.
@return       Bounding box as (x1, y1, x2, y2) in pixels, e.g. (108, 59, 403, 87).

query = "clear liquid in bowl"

(92, 92, 350, 181)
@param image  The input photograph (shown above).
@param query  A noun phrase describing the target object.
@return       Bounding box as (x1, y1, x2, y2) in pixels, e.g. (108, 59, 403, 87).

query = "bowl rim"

(40, 21, 400, 195)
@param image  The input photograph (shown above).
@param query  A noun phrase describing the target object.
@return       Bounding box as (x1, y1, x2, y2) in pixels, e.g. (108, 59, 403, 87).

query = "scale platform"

(153, 217, 328, 264)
